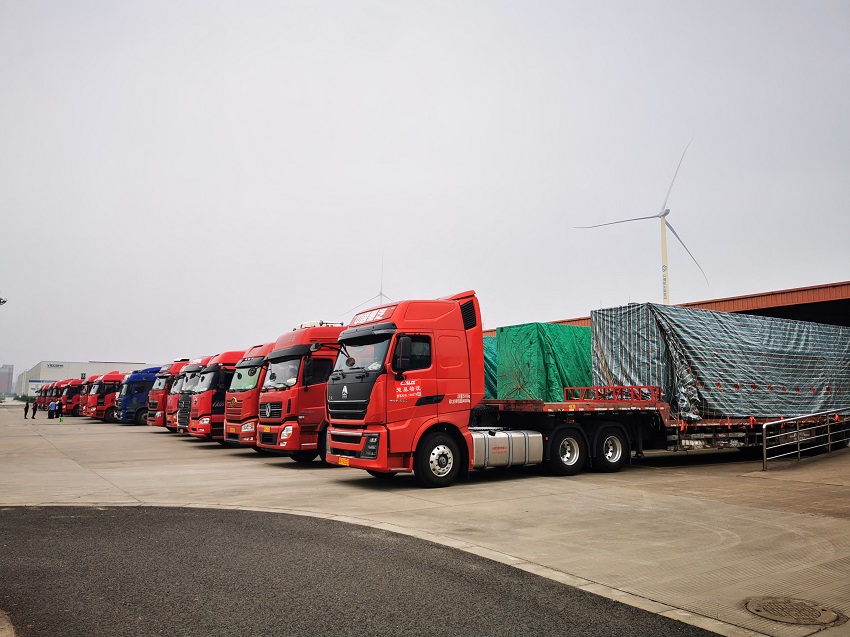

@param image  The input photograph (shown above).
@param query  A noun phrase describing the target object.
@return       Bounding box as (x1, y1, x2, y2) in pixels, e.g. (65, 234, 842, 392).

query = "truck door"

(387, 334, 438, 451)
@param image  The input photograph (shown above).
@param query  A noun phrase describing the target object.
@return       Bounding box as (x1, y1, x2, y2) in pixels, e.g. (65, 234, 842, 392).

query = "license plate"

(338, 457, 349, 466)
(263, 426, 270, 433)
(229, 427, 236, 433)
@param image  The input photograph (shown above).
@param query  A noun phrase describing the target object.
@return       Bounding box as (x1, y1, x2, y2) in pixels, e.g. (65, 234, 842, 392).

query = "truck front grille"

(328, 400, 369, 420)
(225, 399, 243, 419)
(177, 395, 192, 428)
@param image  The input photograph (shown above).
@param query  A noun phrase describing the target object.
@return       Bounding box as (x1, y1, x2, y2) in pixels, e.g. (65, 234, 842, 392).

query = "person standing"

(47, 399, 56, 420)
(32, 402, 38, 419)
(24, 400, 29, 418)
(56, 400, 64, 420)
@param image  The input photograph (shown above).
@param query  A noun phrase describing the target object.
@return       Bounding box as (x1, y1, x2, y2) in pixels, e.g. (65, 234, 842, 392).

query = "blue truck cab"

(116, 366, 163, 425)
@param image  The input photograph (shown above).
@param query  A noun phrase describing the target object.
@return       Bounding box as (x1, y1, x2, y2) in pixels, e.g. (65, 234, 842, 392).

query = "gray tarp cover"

(591, 303, 850, 420)
(496, 323, 592, 402)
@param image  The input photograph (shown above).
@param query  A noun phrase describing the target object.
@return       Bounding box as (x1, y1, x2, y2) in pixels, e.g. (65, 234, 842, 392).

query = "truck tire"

(72, 406, 80, 417)
(547, 428, 585, 476)
(366, 470, 398, 480)
(414, 432, 460, 488)
(291, 451, 318, 464)
(594, 427, 628, 472)
(165, 425, 177, 433)
(318, 427, 329, 464)
(104, 408, 116, 423)
(135, 409, 148, 426)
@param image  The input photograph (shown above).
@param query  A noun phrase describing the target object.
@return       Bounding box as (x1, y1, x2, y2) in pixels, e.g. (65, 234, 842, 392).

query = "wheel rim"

(428, 444, 454, 477)
(558, 438, 580, 466)
(602, 435, 623, 463)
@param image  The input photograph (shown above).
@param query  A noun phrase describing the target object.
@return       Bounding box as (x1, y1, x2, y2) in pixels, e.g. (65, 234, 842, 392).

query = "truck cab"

(60, 379, 84, 416)
(89, 370, 125, 422)
(188, 350, 247, 441)
(116, 366, 162, 425)
(176, 357, 212, 433)
(148, 359, 190, 429)
(81, 376, 101, 417)
(255, 323, 343, 462)
(324, 291, 486, 485)
(222, 343, 274, 447)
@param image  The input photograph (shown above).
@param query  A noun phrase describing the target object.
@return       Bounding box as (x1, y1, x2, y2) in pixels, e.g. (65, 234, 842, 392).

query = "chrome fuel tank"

(470, 430, 544, 469)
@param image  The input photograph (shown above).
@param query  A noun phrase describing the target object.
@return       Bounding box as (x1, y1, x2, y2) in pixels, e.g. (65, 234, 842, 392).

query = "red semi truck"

(324, 291, 850, 487)
(80, 375, 101, 417)
(88, 370, 125, 422)
(254, 323, 343, 462)
(59, 379, 84, 416)
(187, 350, 247, 442)
(176, 356, 212, 433)
(222, 342, 275, 447)
(147, 359, 190, 429)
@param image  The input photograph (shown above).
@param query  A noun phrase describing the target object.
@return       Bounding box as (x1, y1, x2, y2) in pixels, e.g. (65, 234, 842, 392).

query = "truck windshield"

(183, 372, 202, 392)
(152, 376, 169, 391)
(334, 336, 391, 372)
(230, 366, 263, 392)
(89, 384, 101, 395)
(169, 376, 185, 395)
(119, 384, 130, 398)
(195, 370, 219, 393)
(264, 358, 301, 390)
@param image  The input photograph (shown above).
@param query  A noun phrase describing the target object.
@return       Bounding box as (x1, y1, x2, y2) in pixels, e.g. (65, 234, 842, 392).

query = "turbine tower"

(577, 141, 708, 304)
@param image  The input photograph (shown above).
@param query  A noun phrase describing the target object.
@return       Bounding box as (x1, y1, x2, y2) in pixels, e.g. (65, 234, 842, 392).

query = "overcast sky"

(1, 0, 848, 378)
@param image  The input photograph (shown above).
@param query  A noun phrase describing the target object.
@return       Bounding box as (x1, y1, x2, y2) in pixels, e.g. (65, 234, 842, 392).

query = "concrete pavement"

(1, 405, 848, 636)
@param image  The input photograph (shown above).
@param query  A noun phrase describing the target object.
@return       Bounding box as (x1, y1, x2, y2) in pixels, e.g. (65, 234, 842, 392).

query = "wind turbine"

(576, 141, 708, 305)
(339, 254, 395, 317)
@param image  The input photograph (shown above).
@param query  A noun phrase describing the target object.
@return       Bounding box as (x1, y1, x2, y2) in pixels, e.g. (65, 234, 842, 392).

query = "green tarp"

(496, 323, 592, 402)
(592, 303, 850, 420)
(483, 336, 498, 399)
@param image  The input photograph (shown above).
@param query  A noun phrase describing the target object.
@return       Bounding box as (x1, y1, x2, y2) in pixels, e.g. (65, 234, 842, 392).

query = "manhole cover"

(746, 597, 845, 626)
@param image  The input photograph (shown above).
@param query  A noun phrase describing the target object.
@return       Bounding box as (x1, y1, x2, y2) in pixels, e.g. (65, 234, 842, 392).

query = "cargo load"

(483, 336, 498, 399)
(496, 322, 592, 402)
(591, 303, 850, 421)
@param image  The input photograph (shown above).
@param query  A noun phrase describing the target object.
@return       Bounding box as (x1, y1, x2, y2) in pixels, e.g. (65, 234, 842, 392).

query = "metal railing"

(762, 408, 850, 470)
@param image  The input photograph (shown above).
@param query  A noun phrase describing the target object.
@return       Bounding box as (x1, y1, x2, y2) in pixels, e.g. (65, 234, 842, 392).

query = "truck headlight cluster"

(199, 417, 211, 425)
(362, 433, 380, 459)
(241, 421, 256, 432)
(280, 425, 293, 440)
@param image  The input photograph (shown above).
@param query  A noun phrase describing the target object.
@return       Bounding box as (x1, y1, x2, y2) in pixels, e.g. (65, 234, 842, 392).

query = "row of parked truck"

(33, 290, 850, 487)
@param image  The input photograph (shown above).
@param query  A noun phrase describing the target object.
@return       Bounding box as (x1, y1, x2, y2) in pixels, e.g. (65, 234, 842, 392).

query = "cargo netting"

(591, 303, 850, 421)
(496, 323, 592, 402)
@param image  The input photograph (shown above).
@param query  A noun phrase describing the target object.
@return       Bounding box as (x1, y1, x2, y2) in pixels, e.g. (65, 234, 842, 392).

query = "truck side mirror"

(309, 342, 322, 352)
(394, 336, 412, 376)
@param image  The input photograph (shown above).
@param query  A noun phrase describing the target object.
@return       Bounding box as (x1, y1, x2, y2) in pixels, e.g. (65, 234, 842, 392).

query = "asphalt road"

(0, 506, 716, 637)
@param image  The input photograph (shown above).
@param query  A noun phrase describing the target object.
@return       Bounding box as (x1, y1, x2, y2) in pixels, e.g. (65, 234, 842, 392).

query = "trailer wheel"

(104, 408, 116, 423)
(594, 427, 628, 472)
(547, 429, 585, 476)
(366, 470, 398, 480)
(134, 409, 148, 426)
(291, 451, 318, 464)
(414, 432, 460, 488)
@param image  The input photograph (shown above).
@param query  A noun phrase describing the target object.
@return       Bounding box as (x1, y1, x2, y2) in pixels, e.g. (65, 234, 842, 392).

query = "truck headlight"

(241, 421, 256, 432)
(362, 433, 380, 459)
(199, 417, 210, 425)
(280, 425, 293, 440)
(155, 411, 162, 418)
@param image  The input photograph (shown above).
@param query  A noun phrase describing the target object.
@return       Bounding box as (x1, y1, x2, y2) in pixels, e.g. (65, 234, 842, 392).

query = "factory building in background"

(15, 361, 149, 397)
(0, 365, 14, 395)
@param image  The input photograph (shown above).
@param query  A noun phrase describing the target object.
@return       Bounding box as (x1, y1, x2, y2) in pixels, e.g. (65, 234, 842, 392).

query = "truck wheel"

(414, 432, 460, 488)
(291, 451, 318, 464)
(134, 409, 148, 426)
(165, 425, 177, 433)
(594, 427, 628, 472)
(72, 406, 80, 417)
(366, 470, 398, 480)
(547, 428, 585, 476)
(104, 408, 116, 423)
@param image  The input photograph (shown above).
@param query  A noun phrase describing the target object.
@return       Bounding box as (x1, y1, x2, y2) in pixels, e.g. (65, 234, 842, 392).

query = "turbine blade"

(659, 138, 693, 213)
(666, 220, 709, 285)
(575, 214, 660, 229)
